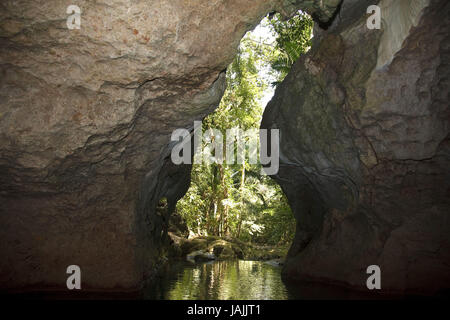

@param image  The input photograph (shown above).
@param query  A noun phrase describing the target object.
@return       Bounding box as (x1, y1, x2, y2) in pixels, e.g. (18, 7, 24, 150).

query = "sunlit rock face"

(0, 0, 342, 291)
(263, 0, 450, 294)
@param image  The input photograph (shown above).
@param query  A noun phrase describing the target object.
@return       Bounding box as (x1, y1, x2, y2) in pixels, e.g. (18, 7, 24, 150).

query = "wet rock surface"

(262, 0, 450, 294)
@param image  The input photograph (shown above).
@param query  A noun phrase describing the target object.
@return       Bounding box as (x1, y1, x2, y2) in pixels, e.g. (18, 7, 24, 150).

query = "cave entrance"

(157, 11, 313, 300)
(170, 11, 313, 250)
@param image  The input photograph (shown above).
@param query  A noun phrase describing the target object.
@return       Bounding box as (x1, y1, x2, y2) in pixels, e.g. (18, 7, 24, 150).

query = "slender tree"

(176, 12, 312, 244)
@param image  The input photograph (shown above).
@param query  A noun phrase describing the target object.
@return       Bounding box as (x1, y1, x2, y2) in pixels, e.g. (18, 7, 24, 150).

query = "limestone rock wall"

(1, 0, 448, 295)
(262, 0, 450, 294)
(0, 0, 341, 291)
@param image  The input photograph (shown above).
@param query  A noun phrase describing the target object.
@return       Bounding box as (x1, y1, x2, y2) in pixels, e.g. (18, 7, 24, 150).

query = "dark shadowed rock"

(0, 0, 342, 291)
(262, 0, 450, 294)
(1, 0, 448, 295)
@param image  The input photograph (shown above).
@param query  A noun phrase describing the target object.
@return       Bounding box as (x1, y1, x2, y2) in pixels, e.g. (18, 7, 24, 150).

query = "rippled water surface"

(145, 260, 290, 300)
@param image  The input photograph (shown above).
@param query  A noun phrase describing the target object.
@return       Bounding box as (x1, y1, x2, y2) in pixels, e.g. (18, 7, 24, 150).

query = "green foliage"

(268, 11, 313, 83)
(175, 12, 312, 245)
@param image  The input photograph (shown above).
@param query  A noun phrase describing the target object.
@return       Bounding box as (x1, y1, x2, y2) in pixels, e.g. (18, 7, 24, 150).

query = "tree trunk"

(236, 161, 246, 238)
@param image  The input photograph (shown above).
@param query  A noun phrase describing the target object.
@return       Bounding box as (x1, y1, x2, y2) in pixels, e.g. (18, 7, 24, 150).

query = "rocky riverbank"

(168, 233, 288, 264)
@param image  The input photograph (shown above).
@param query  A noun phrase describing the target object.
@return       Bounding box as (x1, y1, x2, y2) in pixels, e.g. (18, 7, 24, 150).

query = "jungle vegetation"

(174, 12, 313, 245)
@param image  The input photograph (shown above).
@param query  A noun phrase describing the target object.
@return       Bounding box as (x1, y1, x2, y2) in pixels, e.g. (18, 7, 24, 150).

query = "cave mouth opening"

(161, 11, 313, 286)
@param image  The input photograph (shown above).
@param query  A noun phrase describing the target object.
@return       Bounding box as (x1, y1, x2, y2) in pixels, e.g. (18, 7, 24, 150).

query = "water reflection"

(146, 260, 289, 300)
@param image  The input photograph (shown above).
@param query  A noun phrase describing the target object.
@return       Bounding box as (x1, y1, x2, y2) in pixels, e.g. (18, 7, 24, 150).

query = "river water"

(144, 259, 392, 300)
(145, 260, 291, 300)
(8, 259, 408, 299)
